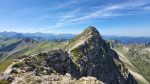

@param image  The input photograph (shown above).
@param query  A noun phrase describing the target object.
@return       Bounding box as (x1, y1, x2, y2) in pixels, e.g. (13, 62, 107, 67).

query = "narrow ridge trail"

(3, 58, 25, 74)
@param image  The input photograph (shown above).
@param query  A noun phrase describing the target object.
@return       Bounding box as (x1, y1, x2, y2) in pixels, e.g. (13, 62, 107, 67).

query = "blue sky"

(0, 0, 150, 36)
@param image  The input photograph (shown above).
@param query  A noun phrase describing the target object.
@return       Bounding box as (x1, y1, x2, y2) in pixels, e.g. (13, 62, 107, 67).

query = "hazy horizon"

(1, 30, 150, 37)
(0, 0, 150, 36)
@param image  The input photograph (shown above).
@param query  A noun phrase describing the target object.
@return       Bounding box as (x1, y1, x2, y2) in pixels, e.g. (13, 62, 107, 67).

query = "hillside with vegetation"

(114, 44, 150, 84)
(0, 37, 65, 73)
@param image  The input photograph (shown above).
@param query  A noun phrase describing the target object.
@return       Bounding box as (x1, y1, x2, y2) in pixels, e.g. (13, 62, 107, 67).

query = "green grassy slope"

(114, 44, 150, 83)
(0, 38, 65, 73)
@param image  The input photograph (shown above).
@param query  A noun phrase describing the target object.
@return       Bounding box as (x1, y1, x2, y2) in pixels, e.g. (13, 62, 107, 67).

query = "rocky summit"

(1, 26, 138, 84)
(67, 26, 137, 84)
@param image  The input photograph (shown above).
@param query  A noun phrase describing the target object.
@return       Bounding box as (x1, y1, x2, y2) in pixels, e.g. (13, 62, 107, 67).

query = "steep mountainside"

(0, 26, 138, 84)
(114, 44, 150, 84)
(0, 38, 37, 62)
(67, 26, 137, 84)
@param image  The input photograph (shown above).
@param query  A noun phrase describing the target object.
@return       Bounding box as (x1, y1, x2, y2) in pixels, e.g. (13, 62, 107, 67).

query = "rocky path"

(3, 58, 25, 74)
(3, 62, 16, 74)
(3, 53, 41, 74)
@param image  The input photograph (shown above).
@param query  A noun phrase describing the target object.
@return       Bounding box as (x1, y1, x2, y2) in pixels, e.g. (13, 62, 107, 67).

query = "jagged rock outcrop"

(7, 26, 137, 84)
(43, 49, 81, 78)
(14, 49, 81, 78)
(67, 26, 137, 84)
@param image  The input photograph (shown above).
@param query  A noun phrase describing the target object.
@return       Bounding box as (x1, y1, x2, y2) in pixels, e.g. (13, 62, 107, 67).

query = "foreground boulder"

(0, 73, 13, 83)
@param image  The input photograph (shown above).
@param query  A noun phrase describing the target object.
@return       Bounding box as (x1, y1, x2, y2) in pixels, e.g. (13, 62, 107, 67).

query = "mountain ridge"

(0, 26, 138, 84)
(67, 26, 137, 83)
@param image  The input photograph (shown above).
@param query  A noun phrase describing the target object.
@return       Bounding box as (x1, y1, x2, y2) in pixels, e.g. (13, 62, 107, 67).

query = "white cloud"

(68, 0, 150, 22)
(46, 0, 150, 29)
(144, 7, 150, 10)
(45, 0, 79, 11)
(32, 0, 150, 32)
(50, 9, 80, 29)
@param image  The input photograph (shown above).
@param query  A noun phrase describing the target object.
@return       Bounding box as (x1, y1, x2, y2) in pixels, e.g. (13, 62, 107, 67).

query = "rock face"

(9, 26, 137, 84)
(67, 26, 137, 84)
(44, 49, 81, 78)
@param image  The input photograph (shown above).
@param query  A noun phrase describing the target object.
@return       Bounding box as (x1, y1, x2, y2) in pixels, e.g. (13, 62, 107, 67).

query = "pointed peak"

(66, 26, 102, 51)
(82, 26, 101, 37)
(86, 26, 97, 31)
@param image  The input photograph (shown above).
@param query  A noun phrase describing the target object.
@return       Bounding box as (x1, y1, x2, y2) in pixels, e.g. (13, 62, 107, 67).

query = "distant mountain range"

(103, 36, 150, 44)
(1, 31, 150, 44)
(0, 32, 76, 41)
